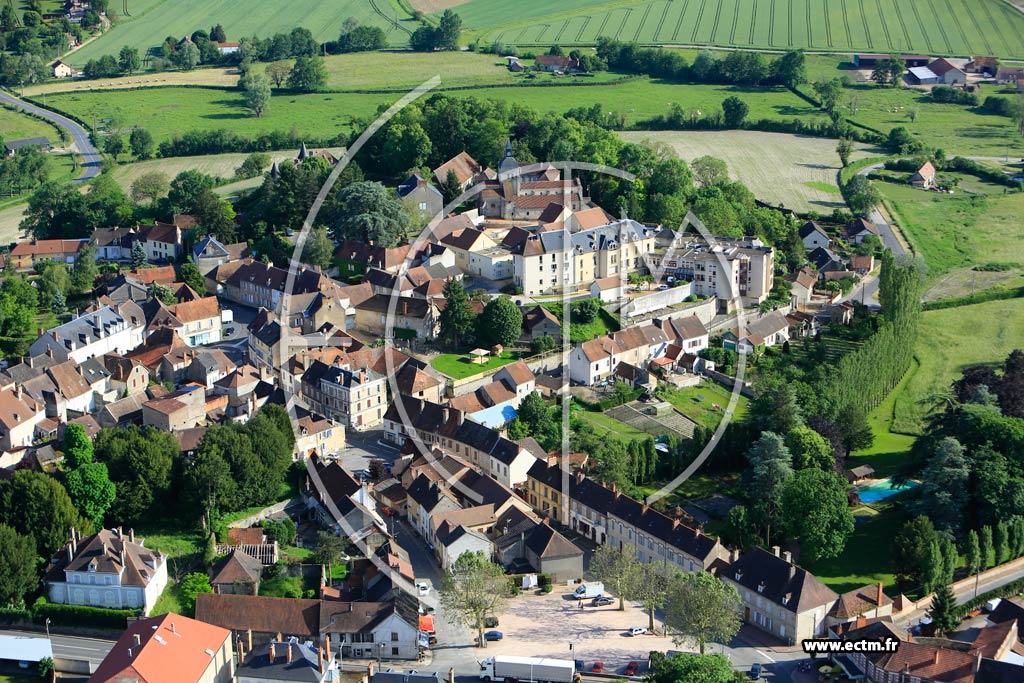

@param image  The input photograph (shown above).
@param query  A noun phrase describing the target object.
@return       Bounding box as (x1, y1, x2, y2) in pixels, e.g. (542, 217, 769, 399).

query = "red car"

(381, 506, 396, 516)
(624, 662, 639, 676)
(591, 662, 604, 673)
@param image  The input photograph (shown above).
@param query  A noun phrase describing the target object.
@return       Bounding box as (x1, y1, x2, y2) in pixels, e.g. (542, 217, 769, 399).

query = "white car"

(416, 581, 431, 596)
(627, 627, 646, 637)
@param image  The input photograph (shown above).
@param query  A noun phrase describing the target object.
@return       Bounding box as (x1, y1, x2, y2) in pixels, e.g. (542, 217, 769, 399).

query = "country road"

(0, 89, 101, 184)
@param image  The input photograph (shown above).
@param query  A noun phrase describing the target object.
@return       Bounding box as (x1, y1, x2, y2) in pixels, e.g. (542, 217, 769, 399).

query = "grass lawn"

(542, 303, 621, 344)
(846, 366, 919, 477)
(0, 105, 59, 142)
(43, 77, 821, 146)
(805, 505, 907, 595)
(109, 150, 329, 191)
(0, 202, 28, 244)
(891, 298, 1024, 434)
(572, 406, 650, 441)
(65, 0, 412, 66)
(451, 0, 1024, 58)
(221, 479, 300, 525)
(259, 572, 320, 598)
(878, 183, 1024, 282)
(150, 581, 184, 617)
(619, 130, 872, 213)
(657, 380, 749, 431)
(838, 84, 1024, 158)
(283, 545, 313, 560)
(430, 349, 520, 379)
(134, 522, 205, 562)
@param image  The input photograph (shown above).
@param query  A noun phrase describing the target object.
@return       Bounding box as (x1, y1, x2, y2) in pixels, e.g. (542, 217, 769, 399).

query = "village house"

(192, 236, 250, 276)
(0, 388, 46, 453)
(717, 546, 838, 644)
(45, 527, 168, 615)
(136, 221, 185, 263)
(142, 384, 207, 431)
(304, 454, 382, 537)
(52, 59, 75, 78)
(843, 217, 880, 244)
(432, 151, 484, 192)
(209, 549, 262, 595)
(651, 234, 775, 311)
(911, 161, 938, 189)
(787, 266, 818, 307)
(522, 305, 562, 341)
(397, 173, 444, 225)
(224, 261, 334, 311)
(8, 239, 88, 270)
(965, 56, 998, 74)
(533, 54, 578, 72)
(234, 637, 342, 683)
(195, 593, 421, 661)
(30, 304, 146, 363)
(300, 359, 387, 430)
(722, 310, 791, 354)
(798, 221, 831, 250)
(294, 408, 345, 459)
(354, 295, 438, 340)
(89, 613, 234, 683)
(393, 362, 445, 404)
(479, 143, 586, 221)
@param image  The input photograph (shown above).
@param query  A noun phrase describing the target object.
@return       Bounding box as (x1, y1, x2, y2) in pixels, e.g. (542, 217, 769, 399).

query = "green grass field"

(43, 77, 821, 145)
(66, 0, 414, 66)
(572, 406, 651, 441)
(0, 106, 59, 142)
(837, 85, 1024, 158)
(805, 504, 906, 594)
(620, 130, 872, 212)
(110, 150, 316, 191)
(431, 349, 520, 379)
(878, 183, 1024, 280)
(657, 380, 749, 430)
(891, 298, 1024, 434)
(453, 0, 1024, 58)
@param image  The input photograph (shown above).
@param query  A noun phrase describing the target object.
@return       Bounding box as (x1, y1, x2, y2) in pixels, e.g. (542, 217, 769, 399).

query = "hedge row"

(922, 285, 1024, 311)
(33, 597, 138, 629)
(1, 102, 69, 144)
(958, 576, 1024, 616)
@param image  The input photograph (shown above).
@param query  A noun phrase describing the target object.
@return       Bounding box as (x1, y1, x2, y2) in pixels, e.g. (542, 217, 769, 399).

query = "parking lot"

(478, 588, 675, 675)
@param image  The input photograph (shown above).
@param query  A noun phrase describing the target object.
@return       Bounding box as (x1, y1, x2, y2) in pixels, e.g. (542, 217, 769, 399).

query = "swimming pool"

(856, 478, 918, 503)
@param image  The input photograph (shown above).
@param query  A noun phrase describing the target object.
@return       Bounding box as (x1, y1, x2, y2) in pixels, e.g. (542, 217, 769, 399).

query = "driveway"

(0, 89, 101, 183)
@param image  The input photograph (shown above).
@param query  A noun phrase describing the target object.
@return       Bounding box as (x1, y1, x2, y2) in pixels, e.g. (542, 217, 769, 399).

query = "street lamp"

(45, 618, 50, 640)
(378, 642, 385, 664)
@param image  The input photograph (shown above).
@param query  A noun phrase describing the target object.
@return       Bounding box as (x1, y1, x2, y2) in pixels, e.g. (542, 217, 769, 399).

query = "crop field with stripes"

(457, 0, 1024, 59)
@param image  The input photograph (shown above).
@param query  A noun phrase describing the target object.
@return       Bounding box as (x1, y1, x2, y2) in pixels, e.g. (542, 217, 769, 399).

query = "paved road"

(0, 628, 114, 670)
(0, 89, 102, 183)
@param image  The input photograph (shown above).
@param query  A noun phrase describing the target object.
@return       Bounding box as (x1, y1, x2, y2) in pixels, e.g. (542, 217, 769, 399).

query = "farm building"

(995, 66, 1024, 85)
(4, 137, 51, 157)
(854, 54, 930, 68)
(927, 58, 967, 85)
(965, 56, 998, 74)
(534, 55, 578, 72)
(213, 41, 240, 54)
(908, 66, 939, 85)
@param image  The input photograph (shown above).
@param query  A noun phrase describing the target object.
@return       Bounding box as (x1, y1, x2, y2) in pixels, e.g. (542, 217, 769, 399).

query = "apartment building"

(300, 360, 387, 430)
(652, 234, 775, 310)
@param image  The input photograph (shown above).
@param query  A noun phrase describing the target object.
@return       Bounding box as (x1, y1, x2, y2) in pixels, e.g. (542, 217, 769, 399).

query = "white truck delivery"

(572, 581, 604, 599)
(480, 656, 580, 683)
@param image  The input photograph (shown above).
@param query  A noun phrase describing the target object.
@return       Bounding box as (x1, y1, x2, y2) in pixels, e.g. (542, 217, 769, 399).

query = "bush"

(538, 573, 552, 587)
(32, 597, 137, 629)
(500, 283, 523, 295)
(0, 606, 32, 624)
(930, 85, 978, 105)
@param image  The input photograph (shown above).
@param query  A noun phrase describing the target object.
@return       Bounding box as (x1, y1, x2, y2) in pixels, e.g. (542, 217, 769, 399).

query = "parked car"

(591, 596, 614, 607)
(224, 327, 236, 336)
(591, 662, 604, 673)
(416, 581, 431, 596)
(626, 627, 646, 637)
(484, 616, 499, 628)
(749, 663, 762, 680)
(381, 506, 397, 516)
(624, 662, 639, 676)
(574, 660, 585, 672)
(484, 631, 503, 642)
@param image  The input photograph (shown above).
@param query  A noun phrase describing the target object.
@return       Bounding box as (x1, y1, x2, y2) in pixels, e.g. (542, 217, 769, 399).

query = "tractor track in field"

(535, 23, 550, 41)
(961, 3, 995, 54)
(839, 0, 853, 47)
(890, 0, 914, 51)
(804, 0, 814, 47)
(596, 11, 613, 40)
(856, 0, 873, 49)
(368, 0, 412, 36)
(671, 0, 691, 42)
(575, 16, 592, 42)
(822, 0, 835, 47)
(653, 1, 672, 43)
(979, 0, 1013, 55)
(553, 19, 570, 43)
(614, 9, 631, 40)
(728, 0, 741, 44)
(924, 0, 953, 52)
(941, 0, 972, 52)
(634, 2, 653, 42)
(873, 0, 894, 49)
(907, 1, 935, 52)
(691, 0, 708, 42)
(788, 0, 794, 45)
(751, 0, 760, 45)
(709, 0, 725, 43)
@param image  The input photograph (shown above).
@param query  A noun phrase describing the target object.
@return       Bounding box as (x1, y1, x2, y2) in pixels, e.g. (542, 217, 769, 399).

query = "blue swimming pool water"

(856, 478, 918, 503)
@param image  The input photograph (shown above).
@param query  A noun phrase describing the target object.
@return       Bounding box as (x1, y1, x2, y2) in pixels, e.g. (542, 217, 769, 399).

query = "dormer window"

(735, 571, 742, 580)
(757, 581, 766, 593)
(782, 595, 790, 606)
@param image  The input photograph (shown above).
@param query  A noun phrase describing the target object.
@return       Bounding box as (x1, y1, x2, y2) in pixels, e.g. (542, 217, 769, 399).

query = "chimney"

(118, 526, 123, 537)
(129, 528, 135, 544)
(133, 633, 141, 647)
(318, 646, 324, 674)
(673, 518, 680, 529)
(782, 550, 792, 563)
(641, 502, 648, 514)
(269, 642, 276, 662)
(771, 545, 781, 557)
(170, 622, 176, 635)
(933, 651, 940, 666)
(46, 347, 53, 358)
(855, 616, 866, 630)
(974, 651, 983, 674)
(53, 330, 58, 340)
(325, 635, 331, 663)
(449, 668, 456, 683)
(286, 642, 293, 663)
(368, 662, 376, 678)
(237, 636, 245, 662)
(876, 582, 884, 609)
(247, 629, 253, 653)
(611, 482, 617, 493)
